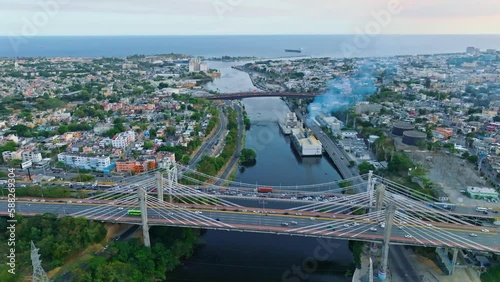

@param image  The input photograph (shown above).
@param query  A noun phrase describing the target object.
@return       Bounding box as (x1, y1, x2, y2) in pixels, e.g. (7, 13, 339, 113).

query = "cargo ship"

(285, 48, 302, 53)
(290, 127, 322, 156)
(278, 112, 302, 135)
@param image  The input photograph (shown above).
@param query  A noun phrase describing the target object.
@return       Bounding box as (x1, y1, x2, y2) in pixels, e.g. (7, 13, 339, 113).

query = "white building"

(57, 153, 111, 172)
(317, 116, 344, 134)
(188, 57, 208, 72)
(21, 150, 42, 163)
(2, 150, 22, 161)
(111, 130, 136, 148)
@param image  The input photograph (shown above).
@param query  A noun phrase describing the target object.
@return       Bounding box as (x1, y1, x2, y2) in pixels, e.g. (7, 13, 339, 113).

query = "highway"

(215, 102, 244, 185)
(203, 92, 319, 100)
(1, 200, 499, 253)
(188, 106, 227, 168)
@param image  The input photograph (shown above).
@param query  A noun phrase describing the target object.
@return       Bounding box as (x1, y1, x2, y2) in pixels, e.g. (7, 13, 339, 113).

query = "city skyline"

(1, 0, 500, 36)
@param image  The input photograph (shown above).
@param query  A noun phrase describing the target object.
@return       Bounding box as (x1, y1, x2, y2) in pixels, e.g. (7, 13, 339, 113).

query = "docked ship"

(278, 112, 302, 135)
(290, 127, 323, 157)
(285, 48, 302, 53)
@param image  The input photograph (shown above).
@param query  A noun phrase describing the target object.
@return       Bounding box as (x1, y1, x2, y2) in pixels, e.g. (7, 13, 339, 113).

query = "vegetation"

(239, 148, 257, 166)
(358, 161, 376, 175)
(481, 263, 500, 282)
(0, 215, 106, 282)
(62, 227, 199, 282)
(348, 241, 364, 269)
(71, 174, 95, 182)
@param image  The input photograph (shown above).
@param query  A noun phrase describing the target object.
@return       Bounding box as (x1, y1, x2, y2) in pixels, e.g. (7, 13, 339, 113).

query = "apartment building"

(57, 153, 111, 172)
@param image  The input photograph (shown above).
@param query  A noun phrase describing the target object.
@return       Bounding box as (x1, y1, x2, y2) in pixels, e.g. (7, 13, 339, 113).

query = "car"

(425, 223, 432, 227)
(369, 227, 377, 232)
(469, 233, 478, 237)
(215, 218, 220, 221)
(493, 210, 499, 214)
(481, 229, 489, 233)
(310, 217, 315, 220)
(328, 225, 335, 230)
(117, 207, 124, 210)
(404, 235, 413, 238)
(398, 226, 404, 230)
(483, 211, 488, 215)
(330, 215, 336, 218)
(343, 224, 350, 228)
(281, 222, 289, 226)
(291, 221, 298, 225)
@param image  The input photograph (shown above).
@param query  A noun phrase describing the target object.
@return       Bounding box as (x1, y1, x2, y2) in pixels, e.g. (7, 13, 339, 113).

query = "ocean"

(1, 34, 500, 59)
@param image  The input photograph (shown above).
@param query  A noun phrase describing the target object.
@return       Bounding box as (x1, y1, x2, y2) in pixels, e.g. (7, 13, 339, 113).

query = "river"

(168, 61, 354, 282)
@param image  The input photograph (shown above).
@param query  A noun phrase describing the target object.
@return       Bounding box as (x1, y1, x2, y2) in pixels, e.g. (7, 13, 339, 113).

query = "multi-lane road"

(1, 200, 498, 253)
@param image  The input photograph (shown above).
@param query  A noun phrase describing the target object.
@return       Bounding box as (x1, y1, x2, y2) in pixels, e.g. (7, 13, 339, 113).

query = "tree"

(143, 141, 154, 150)
(358, 161, 375, 174)
(467, 155, 479, 163)
(239, 148, 257, 166)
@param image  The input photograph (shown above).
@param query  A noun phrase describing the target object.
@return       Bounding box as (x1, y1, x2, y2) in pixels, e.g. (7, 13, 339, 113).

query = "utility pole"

(378, 203, 396, 281)
(31, 241, 49, 282)
(138, 188, 151, 247)
(156, 172, 163, 202)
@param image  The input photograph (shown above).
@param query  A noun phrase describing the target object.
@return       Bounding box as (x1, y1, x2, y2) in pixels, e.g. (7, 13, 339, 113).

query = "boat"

(285, 49, 302, 53)
(278, 112, 301, 135)
(290, 128, 322, 157)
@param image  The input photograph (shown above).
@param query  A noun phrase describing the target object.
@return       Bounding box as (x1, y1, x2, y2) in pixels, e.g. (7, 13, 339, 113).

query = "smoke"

(307, 65, 377, 123)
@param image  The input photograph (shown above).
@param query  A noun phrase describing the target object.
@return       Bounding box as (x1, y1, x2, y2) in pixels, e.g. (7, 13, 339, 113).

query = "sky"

(1, 0, 500, 36)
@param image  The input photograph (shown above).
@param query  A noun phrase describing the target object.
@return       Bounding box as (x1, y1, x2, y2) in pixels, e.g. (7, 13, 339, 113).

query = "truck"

(256, 187, 273, 193)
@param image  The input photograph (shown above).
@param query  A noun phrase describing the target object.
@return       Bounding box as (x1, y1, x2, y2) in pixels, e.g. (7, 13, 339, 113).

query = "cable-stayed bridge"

(3, 162, 499, 255)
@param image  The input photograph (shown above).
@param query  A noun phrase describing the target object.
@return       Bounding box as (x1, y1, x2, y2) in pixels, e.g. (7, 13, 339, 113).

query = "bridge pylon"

(166, 159, 178, 204)
(367, 170, 375, 208)
(375, 184, 386, 211)
(138, 188, 151, 247)
(156, 172, 164, 202)
(378, 203, 396, 281)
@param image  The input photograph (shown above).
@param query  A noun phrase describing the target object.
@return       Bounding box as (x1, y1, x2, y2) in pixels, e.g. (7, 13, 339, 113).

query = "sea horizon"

(1, 34, 499, 59)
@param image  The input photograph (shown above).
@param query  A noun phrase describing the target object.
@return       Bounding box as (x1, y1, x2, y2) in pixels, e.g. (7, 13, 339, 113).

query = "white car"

(291, 221, 298, 225)
(404, 235, 413, 238)
(344, 224, 350, 228)
(398, 226, 404, 230)
(296, 212, 303, 216)
(469, 233, 478, 237)
(310, 217, 315, 220)
(481, 229, 489, 233)
(425, 223, 432, 227)
(369, 227, 377, 232)
(117, 207, 124, 210)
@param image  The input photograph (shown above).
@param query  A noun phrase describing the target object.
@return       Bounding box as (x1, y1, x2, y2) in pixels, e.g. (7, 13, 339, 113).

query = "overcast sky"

(2, 0, 499, 36)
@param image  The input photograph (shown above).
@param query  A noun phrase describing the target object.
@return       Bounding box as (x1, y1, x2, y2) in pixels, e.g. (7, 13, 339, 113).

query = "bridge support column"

(166, 159, 177, 204)
(378, 203, 396, 281)
(367, 170, 374, 208)
(450, 248, 458, 275)
(375, 184, 386, 212)
(156, 172, 164, 202)
(138, 188, 151, 247)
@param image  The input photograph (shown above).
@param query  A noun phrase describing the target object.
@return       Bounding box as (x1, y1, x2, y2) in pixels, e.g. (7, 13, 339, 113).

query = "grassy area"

(481, 265, 500, 282)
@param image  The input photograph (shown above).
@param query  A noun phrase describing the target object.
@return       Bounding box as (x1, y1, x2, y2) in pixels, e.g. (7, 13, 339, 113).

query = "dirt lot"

(409, 150, 498, 208)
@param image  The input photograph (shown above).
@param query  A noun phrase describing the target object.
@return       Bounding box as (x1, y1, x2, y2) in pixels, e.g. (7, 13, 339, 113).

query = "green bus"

(127, 210, 141, 216)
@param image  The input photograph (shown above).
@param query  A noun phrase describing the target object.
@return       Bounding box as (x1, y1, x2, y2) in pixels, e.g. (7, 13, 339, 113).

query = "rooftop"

(466, 186, 499, 195)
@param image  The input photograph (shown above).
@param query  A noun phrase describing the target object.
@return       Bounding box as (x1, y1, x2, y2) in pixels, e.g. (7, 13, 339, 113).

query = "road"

(1, 200, 498, 252)
(215, 102, 244, 185)
(188, 106, 228, 168)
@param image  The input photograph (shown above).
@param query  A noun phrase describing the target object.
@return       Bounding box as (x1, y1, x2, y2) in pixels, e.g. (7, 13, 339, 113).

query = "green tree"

(239, 148, 257, 166)
(358, 161, 375, 174)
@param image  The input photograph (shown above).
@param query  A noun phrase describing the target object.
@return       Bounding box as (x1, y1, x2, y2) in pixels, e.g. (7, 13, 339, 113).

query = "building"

(21, 150, 42, 163)
(112, 130, 136, 148)
(188, 58, 208, 72)
(1, 150, 22, 161)
(466, 186, 499, 201)
(432, 127, 453, 140)
(57, 153, 111, 172)
(116, 159, 156, 174)
(316, 115, 343, 134)
(466, 47, 475, 54)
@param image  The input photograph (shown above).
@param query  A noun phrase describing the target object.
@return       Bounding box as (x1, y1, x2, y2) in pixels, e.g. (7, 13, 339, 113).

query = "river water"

(168, 61, 353, 282)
